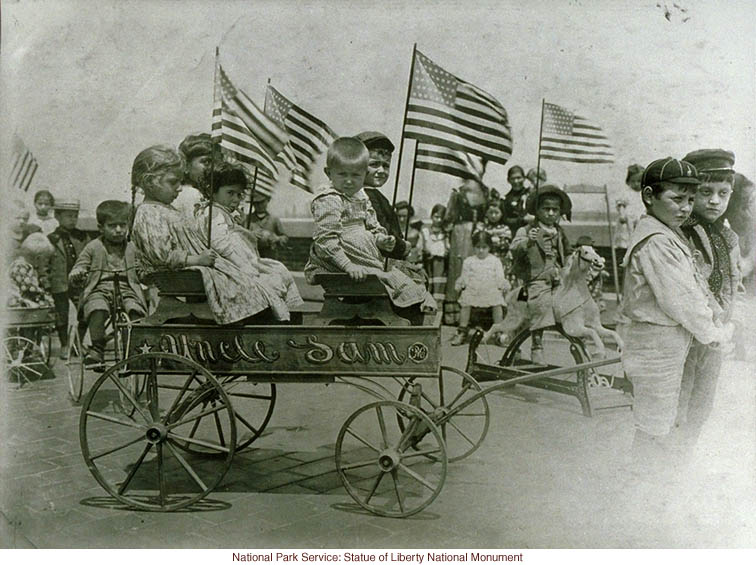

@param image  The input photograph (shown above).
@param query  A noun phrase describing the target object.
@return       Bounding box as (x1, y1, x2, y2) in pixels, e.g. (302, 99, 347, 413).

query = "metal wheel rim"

(3, 336, 47, 386)
(335, 400, 447, 518)
(66, 328, 85, 402)
(396, 366, 490, 462)
(79, 352, 237, 512)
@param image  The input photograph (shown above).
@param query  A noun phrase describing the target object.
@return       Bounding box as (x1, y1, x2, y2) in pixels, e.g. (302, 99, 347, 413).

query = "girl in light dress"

(194, 162, 303, 313)
(451, 230, 510, 345)
(129, 145, 302, 325)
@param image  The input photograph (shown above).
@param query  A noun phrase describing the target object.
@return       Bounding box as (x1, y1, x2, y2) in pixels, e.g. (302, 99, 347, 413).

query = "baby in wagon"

(304, 137, 436, 322)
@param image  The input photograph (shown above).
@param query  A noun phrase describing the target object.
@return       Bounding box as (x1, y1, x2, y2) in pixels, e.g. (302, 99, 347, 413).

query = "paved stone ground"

(1, 317, 755, 549)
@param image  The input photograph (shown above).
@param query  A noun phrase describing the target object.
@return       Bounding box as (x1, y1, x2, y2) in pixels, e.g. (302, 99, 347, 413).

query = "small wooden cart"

(78, 272, 491, 517)
(3, 306, 56, 387)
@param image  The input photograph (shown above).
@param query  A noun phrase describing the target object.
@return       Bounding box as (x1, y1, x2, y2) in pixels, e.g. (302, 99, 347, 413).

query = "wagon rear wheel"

(165, 376, 275, 455)
(335, 400, 447, 518)
(79, 352, 236, 511)
(396, 366, 490, 462)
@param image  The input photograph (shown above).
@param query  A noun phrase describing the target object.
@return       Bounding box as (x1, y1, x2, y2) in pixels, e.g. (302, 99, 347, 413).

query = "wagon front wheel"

(79, 352, 236, 511)
(335, 400, 447, 518)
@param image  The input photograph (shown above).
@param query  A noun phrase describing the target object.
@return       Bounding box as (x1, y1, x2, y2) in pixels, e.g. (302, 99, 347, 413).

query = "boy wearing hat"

(510, 184, 573, 364)
(620, 157, 733, 469)
(677, 149, 744, 448)
(247, 191, 288, 260)
(174, 133, 219, 219)
(353, 131, 409, 260)
(48, 198, 89, 355)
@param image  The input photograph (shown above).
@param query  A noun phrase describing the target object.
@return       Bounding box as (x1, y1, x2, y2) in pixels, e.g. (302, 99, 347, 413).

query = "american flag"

(404, 50, 512, 166)
(539, 102, 614, 164)
(264, 85, 337, 193)
(8, 135, 38, 192)
(211, 63, 287, 180)
(415, 143, 486, 181)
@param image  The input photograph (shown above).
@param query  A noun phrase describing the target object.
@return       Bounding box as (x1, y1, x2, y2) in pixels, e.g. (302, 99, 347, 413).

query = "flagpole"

(603, 183, 621, 305)
(535, 98, 545, 196)
(207, 46, 220, 248)
(403, 140, 420, 240)
(390, 43, 418, 209)
(246, 167, 258, 229)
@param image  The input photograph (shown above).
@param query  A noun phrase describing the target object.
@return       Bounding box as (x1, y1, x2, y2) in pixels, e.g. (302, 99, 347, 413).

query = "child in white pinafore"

(451, 230, 510, 345)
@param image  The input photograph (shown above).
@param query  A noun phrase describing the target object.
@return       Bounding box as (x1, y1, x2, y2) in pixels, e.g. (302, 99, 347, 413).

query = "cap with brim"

(682, 149, 735, 174)
(53, 198, 80, 211)
(641, 157, 700, 186)
(526, 184, 573, 221)
(252, 191, 271, 202)
(354, 131, 395, 152)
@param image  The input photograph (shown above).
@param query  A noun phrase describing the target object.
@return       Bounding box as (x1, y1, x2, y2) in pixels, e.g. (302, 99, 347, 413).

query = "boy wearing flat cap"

(354, 131, 409, 261)
(510, 184, 572, 364)
(677, 149, 744, 449)
(620, 157, 733, 470)
(48, 198, 89, 354)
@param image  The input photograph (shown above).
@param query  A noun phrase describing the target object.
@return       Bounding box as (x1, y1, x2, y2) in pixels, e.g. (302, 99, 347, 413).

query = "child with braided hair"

(129, 145, 299, 324)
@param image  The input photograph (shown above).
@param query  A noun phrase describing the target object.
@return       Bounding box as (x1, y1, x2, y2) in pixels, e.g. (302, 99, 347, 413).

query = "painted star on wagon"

(138, 342, 153, 354)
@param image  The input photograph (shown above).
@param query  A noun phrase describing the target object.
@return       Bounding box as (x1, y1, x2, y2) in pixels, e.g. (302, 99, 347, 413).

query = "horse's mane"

(561, 250, 588, 288)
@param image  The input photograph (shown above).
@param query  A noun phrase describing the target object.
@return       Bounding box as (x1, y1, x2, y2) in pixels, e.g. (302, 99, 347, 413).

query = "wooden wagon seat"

(141, 270, 305, 326)
(311, 273, 411, 327)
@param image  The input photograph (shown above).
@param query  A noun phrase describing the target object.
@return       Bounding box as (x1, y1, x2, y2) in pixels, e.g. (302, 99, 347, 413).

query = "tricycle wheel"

(166, 377, 275, 454)
(79, 352, 236, 511)
(66, 326, 85, 401)
(396, 366, 490, 462)
(335, 400, 447, 518)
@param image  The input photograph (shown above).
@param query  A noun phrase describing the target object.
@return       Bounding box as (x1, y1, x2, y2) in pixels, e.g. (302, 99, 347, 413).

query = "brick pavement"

(1, 325, 755, 548)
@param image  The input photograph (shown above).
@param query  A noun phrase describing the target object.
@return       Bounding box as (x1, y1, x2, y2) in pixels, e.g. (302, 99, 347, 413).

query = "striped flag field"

(415, 143, 486, 181)
(211, 64, 287, 179)
(264, 85, 337, 193)
(8, 135, 38, 192)
(404, 50, 512, 166)
(539, 102, 614, 164)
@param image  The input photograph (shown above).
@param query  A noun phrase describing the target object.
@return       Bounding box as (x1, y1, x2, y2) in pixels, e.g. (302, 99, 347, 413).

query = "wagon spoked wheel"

(3, 336, 47, 388)
(80, 352, 236, 512)
(66, 327, 85, 402)
(335, 400, 447, 518)
(396, 366, 490, 462)
(167, 376, 276, 455)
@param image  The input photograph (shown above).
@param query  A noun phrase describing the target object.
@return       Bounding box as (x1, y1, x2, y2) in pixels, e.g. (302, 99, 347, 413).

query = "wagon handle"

(441, 356, 622, 425)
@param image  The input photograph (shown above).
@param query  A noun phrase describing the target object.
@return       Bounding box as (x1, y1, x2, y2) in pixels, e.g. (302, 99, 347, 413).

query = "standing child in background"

(394, 201, 424, 270)
(305, 137, 435, 323)
(677, 149, 744, 451)
(451, 231, 509, 346)
(130, 145, 301, 324)
(196, 163, 303, 312)
(500, 165, 530, 236)
(28, 190, 58, 235)
(620, 157, 733, 472)
(8, 200, 42, 258)
(48, 198, 89, 356)
(422, 204, 450, 308)
(482, 205, 512, 265)
(69, 201, 147, 365)
(510, 185, 573, 364)
(247, 191, 289, 261)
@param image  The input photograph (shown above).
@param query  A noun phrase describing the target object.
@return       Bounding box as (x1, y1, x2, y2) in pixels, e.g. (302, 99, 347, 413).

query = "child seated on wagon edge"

(304, 137, 436, 323)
